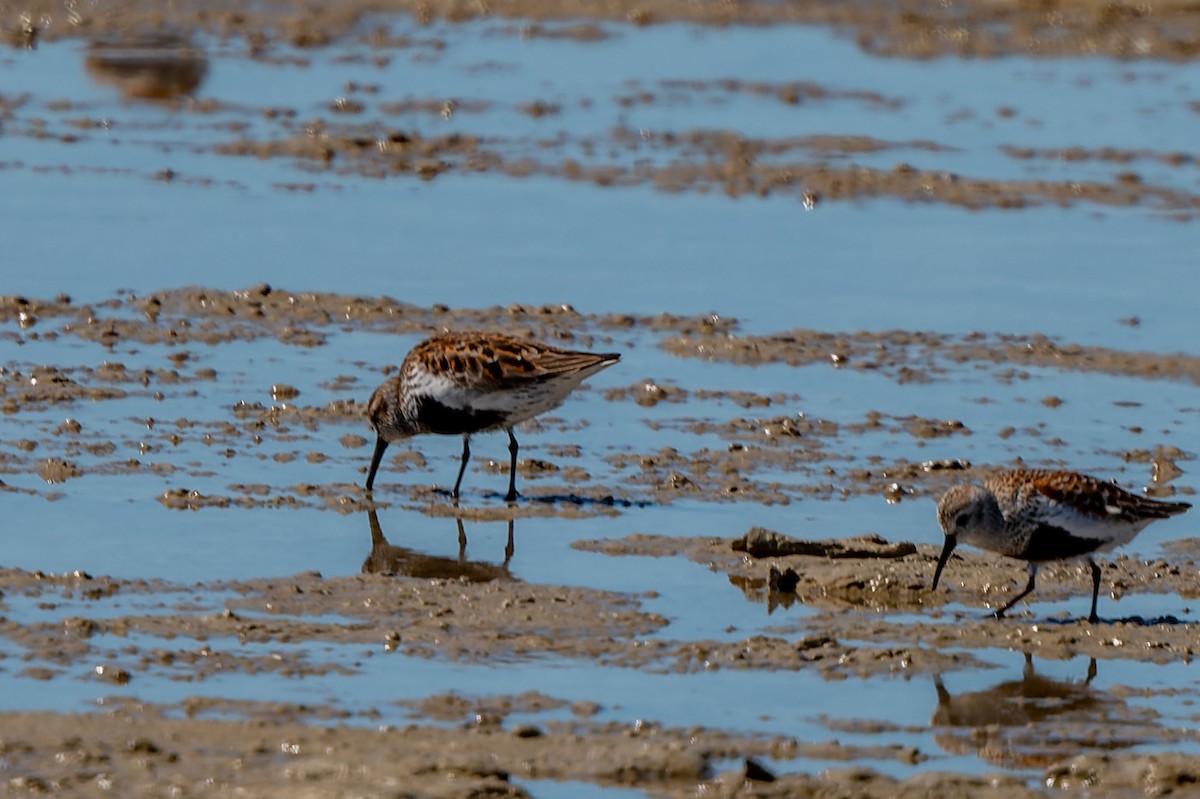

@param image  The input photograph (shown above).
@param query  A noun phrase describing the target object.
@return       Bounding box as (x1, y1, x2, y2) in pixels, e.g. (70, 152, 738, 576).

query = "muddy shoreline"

(7, 10, 1200, 219)
(0, 703, 1154, 799)
(9, 0, 1200, 62)
(12, 526, 1197, 681)
(2, 287, 1194, 510)
(5, 0, 1200, 788)
(2, 521, 1199, 796)
(1, 286, 1197, 795)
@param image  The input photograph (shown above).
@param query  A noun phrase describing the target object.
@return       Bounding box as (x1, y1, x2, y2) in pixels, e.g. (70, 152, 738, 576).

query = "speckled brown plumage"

(365, 332, 619, 501)
(932, 469, 1190, 622)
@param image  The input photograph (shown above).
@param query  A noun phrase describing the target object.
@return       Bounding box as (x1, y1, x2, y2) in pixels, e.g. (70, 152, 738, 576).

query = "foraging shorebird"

(365, 332, 619, 501)
(931, 469, 1190, 622)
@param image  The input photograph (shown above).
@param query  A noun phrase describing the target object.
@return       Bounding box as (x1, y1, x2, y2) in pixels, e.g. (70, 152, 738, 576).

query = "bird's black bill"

(931, 534, 957, 590)
(366, 436, 389, 491)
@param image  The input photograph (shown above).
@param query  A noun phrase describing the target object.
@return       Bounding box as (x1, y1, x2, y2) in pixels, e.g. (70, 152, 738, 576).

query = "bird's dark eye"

(954, 511, 970, 528)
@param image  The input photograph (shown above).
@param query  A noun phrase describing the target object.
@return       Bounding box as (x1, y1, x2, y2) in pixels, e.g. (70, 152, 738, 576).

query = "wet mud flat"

(4, 709, 1200, 799)
(8, 0, 1200, 59)
(7, 704, 1190, 799)
(1, 287, 1195, 510)
(5, 0, 1200, 221)
(4, 0, 1200, 792)
(5, 526, 1200, 680)
(1, 529, 1200, 797)
(2, 289, 1200, 796)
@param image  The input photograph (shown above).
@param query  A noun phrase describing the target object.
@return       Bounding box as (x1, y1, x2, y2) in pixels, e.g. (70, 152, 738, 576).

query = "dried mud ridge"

(12, 86, 1200, 217)
(4, 529, 1197, 683)
(4, 704, 1200, 799)
(578, 528, 1200, 664)
(8, 0, 1200, 61)
(205, 120, 1200, 216)
(2, 288, 1194, 511)
(3, 529, 1200, 797)
(7, 703, 1199, 799)
(6, 18, 1200, 217)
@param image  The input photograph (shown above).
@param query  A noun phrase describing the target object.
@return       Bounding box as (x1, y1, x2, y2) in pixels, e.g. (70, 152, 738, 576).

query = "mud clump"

(733, 528, 917, 560)
(8, 0, 1200, 62)
(38, 457, 81, 483)
(0, 703, 1061, 799)
(579, 528, 1200, 668)
(2, 289, 1197, 796)
(661, 329, 1200, 386)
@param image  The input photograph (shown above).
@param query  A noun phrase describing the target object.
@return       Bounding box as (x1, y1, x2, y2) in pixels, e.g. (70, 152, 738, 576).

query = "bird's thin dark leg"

(452, 435, 471, 499)
(994, 563, 1038, 618)
(505, 427, 520, 503)
(1087, 558, 1102, 624)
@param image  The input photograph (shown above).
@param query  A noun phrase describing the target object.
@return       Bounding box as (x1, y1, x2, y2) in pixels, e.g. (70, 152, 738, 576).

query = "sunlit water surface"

(2, 14, 1199, 787)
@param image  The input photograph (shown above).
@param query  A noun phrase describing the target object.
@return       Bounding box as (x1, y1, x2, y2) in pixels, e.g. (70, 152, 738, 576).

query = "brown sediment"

(183, 123, 1200, 216)
(7, 18, 1200, 217)
(659, 328, 1200, 386)
(0, 703, 1049, 799)
(3, 292, 1198, 796)
(5, 526, 1197, 684)
(6, 0, 1200, 62)
(575, 529, 1200, 665)
(37, 457, 81, 483)
(0, 519, 1198, 797)
(4, 0, 1199, 783)
(1, 697, 1197, 797)
(2, 289, 1195, 510)
(13, 287, 1192, 390)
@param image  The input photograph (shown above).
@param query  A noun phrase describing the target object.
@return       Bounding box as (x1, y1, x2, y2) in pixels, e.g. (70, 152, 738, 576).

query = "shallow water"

(3, 8, 1200, 795)
(4, 22, 1200, 344)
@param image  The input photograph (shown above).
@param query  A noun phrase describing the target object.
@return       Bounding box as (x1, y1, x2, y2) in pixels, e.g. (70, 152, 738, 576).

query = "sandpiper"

(931, 469, 1190, 622)
(365, 331, 619, 501)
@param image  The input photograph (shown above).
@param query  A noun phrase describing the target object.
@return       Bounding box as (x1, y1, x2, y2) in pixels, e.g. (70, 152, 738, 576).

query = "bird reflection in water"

(931, 654, 1137, 769)
(84, 35, 208, 102)
(724, 567, 801, 615)
(363, 507, 513, 582)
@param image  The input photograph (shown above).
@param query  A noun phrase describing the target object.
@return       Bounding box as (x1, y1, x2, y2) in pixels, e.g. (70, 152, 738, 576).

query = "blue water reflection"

(1, 13, 1199, 787)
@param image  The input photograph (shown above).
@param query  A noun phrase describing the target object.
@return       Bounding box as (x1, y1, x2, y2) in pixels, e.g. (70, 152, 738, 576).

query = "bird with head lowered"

(365, 331, 619, 502)
(932, 469, 1190, 623)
